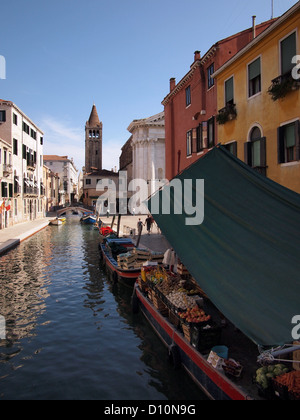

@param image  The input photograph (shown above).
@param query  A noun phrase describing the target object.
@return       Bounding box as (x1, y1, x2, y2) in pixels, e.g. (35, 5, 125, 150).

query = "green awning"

(147, 146, 300, 346)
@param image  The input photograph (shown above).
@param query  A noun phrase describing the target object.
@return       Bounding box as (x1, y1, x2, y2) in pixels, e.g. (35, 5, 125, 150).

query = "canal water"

(0, 217, 205, 400)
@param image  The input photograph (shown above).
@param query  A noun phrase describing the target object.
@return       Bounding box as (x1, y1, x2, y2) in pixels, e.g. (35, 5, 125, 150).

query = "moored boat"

(139, 145, 300, 400)
(99, 238, 140, 287)
(81, 214, 97, 224)
(133, 282, 251, 400)
(50, 218, 63, 226)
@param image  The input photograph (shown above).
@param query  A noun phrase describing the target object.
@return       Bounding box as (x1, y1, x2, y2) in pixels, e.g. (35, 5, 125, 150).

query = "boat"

(98, 225, 116, 242)
(80, 214, 97, 224)
(50, 218, 63, 226)
(99, 238, 140, 287)
(137, 145, 300, 400)
(133, 282, 251, 400)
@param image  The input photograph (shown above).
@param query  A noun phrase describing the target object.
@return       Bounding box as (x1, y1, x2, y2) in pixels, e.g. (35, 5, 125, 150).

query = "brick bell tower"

(85, 104, 103, 173)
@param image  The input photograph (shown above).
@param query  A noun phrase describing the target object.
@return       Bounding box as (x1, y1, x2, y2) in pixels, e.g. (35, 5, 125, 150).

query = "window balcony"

(216, 103, 237, 125)
(3, 164, 13, 177)
(268, 71, 300, 101)
(27, 160, 36, 171)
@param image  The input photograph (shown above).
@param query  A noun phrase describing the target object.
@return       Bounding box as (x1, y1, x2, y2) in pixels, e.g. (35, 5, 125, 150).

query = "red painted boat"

(133, 283, 259, 400)
(100, 239, 140, 288)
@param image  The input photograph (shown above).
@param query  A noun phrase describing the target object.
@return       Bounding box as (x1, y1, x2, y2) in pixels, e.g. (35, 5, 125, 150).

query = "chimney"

(194, 51, 201, 62)
(252, 16, 256, 39)
(170, 78, 176, 92)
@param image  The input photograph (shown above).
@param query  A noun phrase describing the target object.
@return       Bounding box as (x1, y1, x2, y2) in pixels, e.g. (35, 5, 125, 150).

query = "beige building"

(0, 100, 45, 228)
(43, 165, 60, 212)
(43, 155, 78, 205)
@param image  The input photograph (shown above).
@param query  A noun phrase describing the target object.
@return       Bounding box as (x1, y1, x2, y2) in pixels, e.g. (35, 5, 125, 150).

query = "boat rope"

(257, 343, 300, 365)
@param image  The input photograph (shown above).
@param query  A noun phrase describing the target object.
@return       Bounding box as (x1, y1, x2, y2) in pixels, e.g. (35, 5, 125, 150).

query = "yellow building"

(213, 2, 300, 193)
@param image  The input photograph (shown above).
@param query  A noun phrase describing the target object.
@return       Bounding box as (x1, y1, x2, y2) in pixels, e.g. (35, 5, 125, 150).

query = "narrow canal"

(0, 216, 205, 400)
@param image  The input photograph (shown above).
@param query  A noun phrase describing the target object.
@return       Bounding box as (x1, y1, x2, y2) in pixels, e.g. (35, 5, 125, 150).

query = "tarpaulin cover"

(147, 146, 300, 346)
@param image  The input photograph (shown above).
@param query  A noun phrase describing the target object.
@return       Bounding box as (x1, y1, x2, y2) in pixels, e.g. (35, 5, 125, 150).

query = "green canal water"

(0, 216, 205, 400)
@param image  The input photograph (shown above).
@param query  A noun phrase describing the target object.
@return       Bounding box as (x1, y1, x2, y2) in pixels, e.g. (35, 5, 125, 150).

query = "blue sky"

(0, 0, 297, 172)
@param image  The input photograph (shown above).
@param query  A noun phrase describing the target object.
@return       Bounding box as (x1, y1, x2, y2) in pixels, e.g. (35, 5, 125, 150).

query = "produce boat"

(140, 146, 300, 401)
(133, 270, 299, 401)
(134, 284, 250, 400)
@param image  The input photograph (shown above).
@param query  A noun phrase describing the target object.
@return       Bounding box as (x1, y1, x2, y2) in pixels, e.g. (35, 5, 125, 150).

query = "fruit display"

(273, 370, 300, 399)
(166, 291, 197, 311)
(179, 307, 211, 324)
(255, 364, 289, 390)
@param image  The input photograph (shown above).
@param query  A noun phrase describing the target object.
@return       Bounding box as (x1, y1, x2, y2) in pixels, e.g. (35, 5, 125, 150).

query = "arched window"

(89, 130, 92, 138)
(244, 126, 267, 176)
(96, 130, 99, 139)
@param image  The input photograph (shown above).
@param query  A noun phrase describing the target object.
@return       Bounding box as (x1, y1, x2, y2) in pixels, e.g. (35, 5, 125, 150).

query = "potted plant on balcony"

(216, 103, 237, 125)
(268, 72, 300, 101)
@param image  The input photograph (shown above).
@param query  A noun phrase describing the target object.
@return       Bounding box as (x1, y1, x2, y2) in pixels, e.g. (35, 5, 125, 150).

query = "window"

(225, 77, 234, 105)
(248, 57, 261, 97)
(207, 117, 215, 148)
(13, 113, 18, 125)
(40, 137, 43, 145)
(23, 122, 30, 134)
(185, 86, 191, 107)
(186, 130, 192, 156)
(86, 179, 91, 185)
(208, 64, 215, 89)
(196, 124, 203, 152)
(224, 141, 237, 156)
(281, 31, 296, 75)
(278, 121, 300, 163)
(244, 126, 267, 175)
(13, 139, 18, 156)
(0, 110, 6, 122)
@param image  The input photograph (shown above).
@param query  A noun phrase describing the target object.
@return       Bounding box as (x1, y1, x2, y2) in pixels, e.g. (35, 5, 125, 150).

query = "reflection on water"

(0, 217, 205, 400)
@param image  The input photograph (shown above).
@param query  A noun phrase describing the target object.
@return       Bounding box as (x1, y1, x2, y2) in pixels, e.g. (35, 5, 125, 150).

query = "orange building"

(213, 2, 300, 193)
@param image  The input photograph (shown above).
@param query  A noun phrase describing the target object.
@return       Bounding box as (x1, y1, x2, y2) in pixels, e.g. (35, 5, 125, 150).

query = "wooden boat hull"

(134, 284, 251, 401)
(100, 243, 140, 288)
(81, 216, 96, 224)
(50, 219, 63, 226)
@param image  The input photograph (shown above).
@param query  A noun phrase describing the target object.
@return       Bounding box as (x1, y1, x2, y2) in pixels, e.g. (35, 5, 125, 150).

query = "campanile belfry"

(85, 104, 103, 173)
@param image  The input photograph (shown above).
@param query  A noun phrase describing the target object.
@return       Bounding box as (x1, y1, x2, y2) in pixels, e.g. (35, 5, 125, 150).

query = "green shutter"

(225, 77, 234, 104)
(249, 58, 261, 80)
(285, 123, 296, 148)
(281, 32, 296, 75)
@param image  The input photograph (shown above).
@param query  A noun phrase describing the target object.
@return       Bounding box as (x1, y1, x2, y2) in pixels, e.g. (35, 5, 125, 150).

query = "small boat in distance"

(50, 218, 63, 226)
(80, 213, 97, 224)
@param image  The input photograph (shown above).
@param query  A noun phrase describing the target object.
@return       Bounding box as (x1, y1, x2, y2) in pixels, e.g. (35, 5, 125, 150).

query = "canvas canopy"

(147, 146, 300, 347)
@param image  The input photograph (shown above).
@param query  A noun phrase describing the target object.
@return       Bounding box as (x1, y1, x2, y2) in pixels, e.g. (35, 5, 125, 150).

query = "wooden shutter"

(296, 120, 300, 161)
(260, 137, 267, 168)
(277, 127, 285, 164)
(244, 142, 252, 166)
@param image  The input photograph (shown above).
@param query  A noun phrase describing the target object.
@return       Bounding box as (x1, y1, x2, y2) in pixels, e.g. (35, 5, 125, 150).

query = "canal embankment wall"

(0, 218, 51, 256)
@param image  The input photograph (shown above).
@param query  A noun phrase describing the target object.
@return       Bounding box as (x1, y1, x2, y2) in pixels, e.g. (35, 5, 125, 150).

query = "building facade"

(0, 100, 45, 228)
(43, 155, 78, 205)
(162, 19, 276, 180)
(127, 112, 165, 196)
(213, 2, 300, 193)
(43, 164, 61, 212)
(0, 137, 13, 229)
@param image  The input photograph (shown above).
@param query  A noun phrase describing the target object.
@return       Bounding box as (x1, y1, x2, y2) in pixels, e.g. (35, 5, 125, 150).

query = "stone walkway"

(0, 217, 51, 256)
(102, 215, 171, 254)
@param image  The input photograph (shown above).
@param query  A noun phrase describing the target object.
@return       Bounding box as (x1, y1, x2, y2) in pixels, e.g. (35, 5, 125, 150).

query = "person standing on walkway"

(145, 215, 152, 235)
(137, 218, 143, 236)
